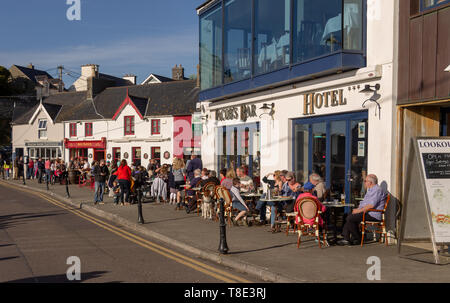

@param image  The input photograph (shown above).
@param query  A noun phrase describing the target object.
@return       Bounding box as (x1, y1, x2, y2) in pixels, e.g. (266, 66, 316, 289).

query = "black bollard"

(218, 198, 229, 254)
(65, 173, 70, 198)
(46, 174, 49, 191)
(137, 187, 144, 224)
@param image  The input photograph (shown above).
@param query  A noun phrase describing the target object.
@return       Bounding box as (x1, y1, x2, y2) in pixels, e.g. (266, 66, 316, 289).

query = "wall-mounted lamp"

(201, 114, 209, 121)
(259, 103, 275, 120)
(359, 84, 381, 119)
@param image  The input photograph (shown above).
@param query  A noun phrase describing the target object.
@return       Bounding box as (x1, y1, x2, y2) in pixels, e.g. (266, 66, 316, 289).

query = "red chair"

(360, 194, 391, 247)
(295, 197, 328, 248)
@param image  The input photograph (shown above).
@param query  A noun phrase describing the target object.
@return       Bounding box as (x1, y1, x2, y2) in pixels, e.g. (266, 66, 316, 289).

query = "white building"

(197, 0, 397, 218)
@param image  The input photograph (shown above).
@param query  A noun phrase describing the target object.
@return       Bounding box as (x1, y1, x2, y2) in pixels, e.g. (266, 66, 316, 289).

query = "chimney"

(27, 63, 34, 69)
(172, 64, 185, 81)
(81, 64, 99, 79)
(123, 74, 137, 85)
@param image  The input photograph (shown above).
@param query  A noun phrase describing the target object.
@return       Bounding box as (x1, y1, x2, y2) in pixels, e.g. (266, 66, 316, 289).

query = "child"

(230, 178, 250, 226)
(112, 180, 121, 205)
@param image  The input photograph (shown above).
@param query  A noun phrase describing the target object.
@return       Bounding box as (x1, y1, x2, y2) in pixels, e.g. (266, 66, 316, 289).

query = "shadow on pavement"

(4, 271, 118, 283)
(0, 256, 19, 261)
(0, 212, 64, 230)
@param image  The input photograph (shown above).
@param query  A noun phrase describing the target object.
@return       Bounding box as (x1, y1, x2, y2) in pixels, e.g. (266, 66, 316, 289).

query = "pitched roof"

(12, 65, 53, 84)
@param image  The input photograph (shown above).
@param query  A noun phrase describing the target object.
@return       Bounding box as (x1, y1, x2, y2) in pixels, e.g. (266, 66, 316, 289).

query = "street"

(0, 184, 259, 283)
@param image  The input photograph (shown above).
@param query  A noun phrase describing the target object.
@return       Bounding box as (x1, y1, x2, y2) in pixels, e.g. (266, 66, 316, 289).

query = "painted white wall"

(12, 107, 64, 159)
(64, 104, 174, 168)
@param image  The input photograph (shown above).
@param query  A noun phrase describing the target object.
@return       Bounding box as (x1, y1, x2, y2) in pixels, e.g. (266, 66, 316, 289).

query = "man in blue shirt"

(337, 174, 387, 246)
(186, 154, 202, 182)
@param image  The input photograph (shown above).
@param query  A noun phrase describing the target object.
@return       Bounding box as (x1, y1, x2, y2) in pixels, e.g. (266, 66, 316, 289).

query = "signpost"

(399, 137, 450, 264)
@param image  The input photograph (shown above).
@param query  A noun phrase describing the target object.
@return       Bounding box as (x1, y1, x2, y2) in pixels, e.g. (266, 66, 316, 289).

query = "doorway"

(293, 111, 368, 209)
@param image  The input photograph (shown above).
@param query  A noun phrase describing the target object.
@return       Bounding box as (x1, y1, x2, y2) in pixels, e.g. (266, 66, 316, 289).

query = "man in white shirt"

(237, 167, 254, 193)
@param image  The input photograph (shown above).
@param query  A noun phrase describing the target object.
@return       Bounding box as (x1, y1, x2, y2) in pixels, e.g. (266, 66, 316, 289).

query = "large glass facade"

(224, 0, 252, 84)
(200, 4, 222, 90)
(254, 0, 290, 75)
(199, 0, 365, 91)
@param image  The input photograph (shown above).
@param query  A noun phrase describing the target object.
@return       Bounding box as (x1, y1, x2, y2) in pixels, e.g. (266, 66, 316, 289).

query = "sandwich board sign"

(399, 137, 450, 264)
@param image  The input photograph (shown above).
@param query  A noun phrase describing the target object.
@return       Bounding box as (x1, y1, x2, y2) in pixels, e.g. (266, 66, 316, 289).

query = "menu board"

(417, 139, 450, 243)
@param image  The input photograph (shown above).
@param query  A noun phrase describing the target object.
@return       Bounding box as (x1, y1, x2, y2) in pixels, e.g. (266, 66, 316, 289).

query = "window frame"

(124, 116, 135, 136)
(132, 147, 142, 166)
(151, 146, 161, 162)
(112, 147, 121, 164)
(420, 0, 450, 11)
(151, 119, 161, 135)
(69, 123, 77, 137)
(85, 122, 93, 137)
(38, 119, 48, 139)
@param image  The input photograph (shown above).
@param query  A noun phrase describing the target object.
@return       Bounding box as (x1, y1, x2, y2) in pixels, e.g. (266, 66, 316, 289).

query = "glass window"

(85, 123, 93, 137)
(124, 116, 135, 135)
(200, 4, 223, 90)
(422, 0, 449, 10)
(151, 147, 161, 162)
(224, 0, 252, 84)
(343, 0, 363, 51)
(294, 124, 309, 184)
(132, 147, 141, 167)
(254, 0, 290, 75)
(293, 0, 343, 64)
(151, 119, 161, 135)
(70, 123, 77, 137)
(113, 147, 121, 164)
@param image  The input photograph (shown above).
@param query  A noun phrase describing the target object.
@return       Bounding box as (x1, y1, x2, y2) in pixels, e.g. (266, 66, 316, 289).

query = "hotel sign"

(303, 89, 347, 115)
(216, 104, 257, 122)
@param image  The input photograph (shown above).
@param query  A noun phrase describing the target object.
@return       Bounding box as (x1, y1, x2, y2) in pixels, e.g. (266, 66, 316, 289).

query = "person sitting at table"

(295, 182, 327, 229)
(309, 173, 327, 202)
(337, 174, 387, 246)
(221, 168, 235, 190)
(199, 170, 221, 187)
(219, 168, 227, 184)
(185, 169, 202, 213)
(237, 166, 254, 193)
(281, 172, 303, 213)
(230, 178, 250, 226)
(255, 171, 283, 226)
(201, 168, 209, 180)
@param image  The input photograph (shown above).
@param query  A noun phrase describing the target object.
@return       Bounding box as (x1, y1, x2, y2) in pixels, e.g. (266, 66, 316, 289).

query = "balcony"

(199, 0, 366, 101)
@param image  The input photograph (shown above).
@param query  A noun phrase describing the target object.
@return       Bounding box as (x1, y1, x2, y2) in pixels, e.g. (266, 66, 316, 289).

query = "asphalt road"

(0, 183, 259, 283)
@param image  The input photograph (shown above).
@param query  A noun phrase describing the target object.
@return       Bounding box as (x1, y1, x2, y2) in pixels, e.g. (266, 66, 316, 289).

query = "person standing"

(113, 160, 132, 205)
(18, 156, 25, 182)
(0, 154, 4, 179)
(93, 159, 109, 205)
(37, 158, 45, 183)
(186, 154, 202, 182)
(45, 158, 51, 184)
(13, 157, 19, 180)
(27, 158, 34, 180)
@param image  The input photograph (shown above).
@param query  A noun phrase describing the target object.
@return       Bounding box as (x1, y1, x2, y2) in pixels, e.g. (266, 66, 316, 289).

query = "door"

(94, 149, 105, 162)
(293, 111, 368, 209)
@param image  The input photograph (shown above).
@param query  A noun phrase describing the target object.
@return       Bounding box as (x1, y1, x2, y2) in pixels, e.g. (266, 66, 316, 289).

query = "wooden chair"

(215, 186, 234, 227)
(360, 194, 391, 247)
(295, 197, 328, 248)
(196, 182, 217, 216)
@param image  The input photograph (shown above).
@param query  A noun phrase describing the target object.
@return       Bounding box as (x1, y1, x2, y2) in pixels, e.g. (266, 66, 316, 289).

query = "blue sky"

(0, 0, 204, 87)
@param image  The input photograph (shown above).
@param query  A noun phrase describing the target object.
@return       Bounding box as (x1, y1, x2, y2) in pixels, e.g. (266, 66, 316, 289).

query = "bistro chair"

(215, 186, 233, 227)
(360, 194, 391, 247)
(295, 197, 328, 249)
(195, 182, 217, 216)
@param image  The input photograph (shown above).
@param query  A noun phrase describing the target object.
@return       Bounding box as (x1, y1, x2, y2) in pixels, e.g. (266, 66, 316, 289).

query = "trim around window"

(124, 116, 135, 136)
(151, 119, 161, 135)
(69, 123, 77, 137)
(85, 122, 93, 137)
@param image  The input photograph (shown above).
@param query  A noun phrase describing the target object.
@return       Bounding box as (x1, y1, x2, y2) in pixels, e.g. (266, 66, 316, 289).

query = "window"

(85, 123, 93, 137)
(151, 147, 161, 162)
(69, 123, 77, 137)
(224, 0, 252, 84)
(151, 119, 161, 135)
(124, 116, 135, 135)
(200, 4, 222, 90)
(422, 0, 449, 10)
(112, 147, 121, 164)
(132, 147, 142, 167)
(38, 119, 47, 139)
(254, 0, 291, 75)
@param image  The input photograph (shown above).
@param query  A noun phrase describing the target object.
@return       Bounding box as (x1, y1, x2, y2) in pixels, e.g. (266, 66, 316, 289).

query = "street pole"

(137, 187, 144, 224)
(22, 161, 26, 185)
(46, 172, 49, 191)
(218, 198, 229, 254)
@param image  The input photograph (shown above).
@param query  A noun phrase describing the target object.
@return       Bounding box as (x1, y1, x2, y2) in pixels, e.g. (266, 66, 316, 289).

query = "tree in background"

(0, 66, 12, 95)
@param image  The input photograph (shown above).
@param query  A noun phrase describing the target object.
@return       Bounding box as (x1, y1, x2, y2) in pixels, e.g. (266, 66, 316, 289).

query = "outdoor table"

(241, 192, 263, 221)
(322, 202, 355, 242)
(260, 196, 295, 230)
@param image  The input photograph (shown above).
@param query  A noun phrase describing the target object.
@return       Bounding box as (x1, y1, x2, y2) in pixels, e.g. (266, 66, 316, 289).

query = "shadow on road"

(0, 212, 64, 230)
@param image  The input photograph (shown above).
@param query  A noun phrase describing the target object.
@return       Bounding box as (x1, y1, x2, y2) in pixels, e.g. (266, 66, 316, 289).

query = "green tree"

(0, 66, 12, 95)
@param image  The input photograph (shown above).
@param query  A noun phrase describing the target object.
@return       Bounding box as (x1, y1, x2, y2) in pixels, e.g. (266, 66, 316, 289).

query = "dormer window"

(38, 119, 47, 139)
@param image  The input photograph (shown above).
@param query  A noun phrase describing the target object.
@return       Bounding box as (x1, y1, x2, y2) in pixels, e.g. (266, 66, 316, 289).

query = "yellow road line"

(0, 181, 251, 283)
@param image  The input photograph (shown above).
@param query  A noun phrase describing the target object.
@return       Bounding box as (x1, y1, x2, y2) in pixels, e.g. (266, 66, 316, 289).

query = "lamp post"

(218, 197, 229, 254)
(65, 170, 70, 198)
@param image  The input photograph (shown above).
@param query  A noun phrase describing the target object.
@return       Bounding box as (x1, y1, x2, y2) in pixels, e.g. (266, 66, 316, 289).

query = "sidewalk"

(2, 178, 449, 283)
